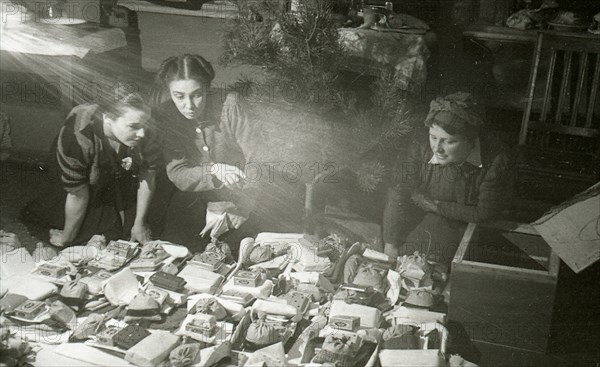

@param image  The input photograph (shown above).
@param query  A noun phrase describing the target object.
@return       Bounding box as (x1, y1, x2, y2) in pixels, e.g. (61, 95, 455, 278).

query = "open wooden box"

(448, 221, 561, 354)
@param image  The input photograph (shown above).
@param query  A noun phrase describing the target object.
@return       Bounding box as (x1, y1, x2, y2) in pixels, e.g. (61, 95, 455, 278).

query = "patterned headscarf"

(424, 92, 484, 138)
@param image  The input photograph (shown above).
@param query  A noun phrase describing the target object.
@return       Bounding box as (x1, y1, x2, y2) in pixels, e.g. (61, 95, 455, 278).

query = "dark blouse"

(155, 92, 260, 192)
(382, 129, 514, 245)
(56, 104, 161, 195)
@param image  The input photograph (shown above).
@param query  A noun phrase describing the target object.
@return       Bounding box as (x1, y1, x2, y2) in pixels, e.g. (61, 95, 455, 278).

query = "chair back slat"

(586, 56, 600, 129)
(554, 50, 573, 124)
(517, 32, 600, 203)
(519, 32, 545, 145)
(570, 53, 588, 127)
(541, 50, 557, 124)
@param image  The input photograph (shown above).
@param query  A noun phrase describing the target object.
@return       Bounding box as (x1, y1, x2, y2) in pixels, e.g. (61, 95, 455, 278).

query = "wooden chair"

(517, 31, 600, 203)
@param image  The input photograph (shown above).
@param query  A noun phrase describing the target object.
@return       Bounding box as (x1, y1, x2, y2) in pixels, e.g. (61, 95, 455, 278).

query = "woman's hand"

(411, 191, 438, 213)
(49, 228, 66, 247)
(130, 222, 152, 244)
(210, 163, 246, 189)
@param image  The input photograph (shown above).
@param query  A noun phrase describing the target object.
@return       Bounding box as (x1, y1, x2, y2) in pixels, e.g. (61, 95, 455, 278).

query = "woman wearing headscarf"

(382, 92, 514, 264)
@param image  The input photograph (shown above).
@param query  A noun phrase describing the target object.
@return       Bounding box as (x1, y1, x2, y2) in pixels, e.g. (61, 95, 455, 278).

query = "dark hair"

(151, 54, 215, 106)
(100, 82, 149, 118)
(424, 111, 480, 141)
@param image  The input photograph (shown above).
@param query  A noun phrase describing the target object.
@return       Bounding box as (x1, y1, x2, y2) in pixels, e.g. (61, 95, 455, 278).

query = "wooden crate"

(448, 221, 560, 354)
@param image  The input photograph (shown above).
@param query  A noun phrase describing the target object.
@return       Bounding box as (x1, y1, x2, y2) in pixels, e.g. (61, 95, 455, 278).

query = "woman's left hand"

(130, 223, 152, 244)
(49, 228, 66, 247)
(411, 192, 438, 213)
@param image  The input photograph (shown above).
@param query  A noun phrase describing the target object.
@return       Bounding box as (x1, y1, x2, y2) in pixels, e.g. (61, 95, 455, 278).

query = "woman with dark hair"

(24, 84, 160, 247)
(151, 54, 261, 250)
(382, 92, 514, 264)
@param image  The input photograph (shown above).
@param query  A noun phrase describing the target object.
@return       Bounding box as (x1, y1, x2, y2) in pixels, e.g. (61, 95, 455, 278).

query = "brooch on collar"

(121, 157, 133, 171)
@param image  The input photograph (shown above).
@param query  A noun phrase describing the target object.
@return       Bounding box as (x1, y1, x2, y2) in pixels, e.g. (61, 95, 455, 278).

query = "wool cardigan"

(156, 92, 260, 193)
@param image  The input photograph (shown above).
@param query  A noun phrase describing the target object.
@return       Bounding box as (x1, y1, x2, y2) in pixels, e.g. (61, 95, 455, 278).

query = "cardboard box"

(449, 222, 560, 353)
(532, 184, 600, 273)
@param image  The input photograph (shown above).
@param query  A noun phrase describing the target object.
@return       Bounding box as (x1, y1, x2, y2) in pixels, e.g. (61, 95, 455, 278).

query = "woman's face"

(168, 79, 206, 120)
(428, 124, 474, 165)
(105, 107, 150, 148)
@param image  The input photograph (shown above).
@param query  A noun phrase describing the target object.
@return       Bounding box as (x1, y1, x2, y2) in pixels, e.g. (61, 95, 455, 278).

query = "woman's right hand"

(210, 163, 247, 189)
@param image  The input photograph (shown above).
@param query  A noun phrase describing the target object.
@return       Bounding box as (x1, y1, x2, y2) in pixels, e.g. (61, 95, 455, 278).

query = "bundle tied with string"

(169, 343, 202, 367)
(204, 240, 233, 263)
(397, 251, 433, 291)
(192, 298, 228, 321)
(70, 313, 106, 341)
(312, 334, 355, 365)
(139, 241, 168, 260)
(244, 311, 277, 350)
(352, 263, 385, 292)
(59, 275, 88, 311)
(382, 324, 420, 350)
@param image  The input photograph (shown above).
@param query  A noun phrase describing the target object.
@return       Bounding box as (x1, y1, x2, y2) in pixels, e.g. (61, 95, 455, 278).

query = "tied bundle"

(313, 334, 355, 365)
(169, 343, 202, 367)
(397, 251, 432, 290)
(245, 312, 277, 350)
(192, 298, 228, 321)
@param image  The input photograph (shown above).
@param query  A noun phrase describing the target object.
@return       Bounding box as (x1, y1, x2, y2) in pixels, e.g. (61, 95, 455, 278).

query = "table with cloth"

(0, 18, 127, 152)
(338, 26, 436, 93)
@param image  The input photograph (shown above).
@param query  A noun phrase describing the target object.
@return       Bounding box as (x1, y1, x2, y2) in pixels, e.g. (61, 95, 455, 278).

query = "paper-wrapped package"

(1, 248, 35, 279)
(200, 202, 248, 240)
(289, 239, 330, 272)
(252, 298, 297, 317)
(221, 278, 273, 299)
(2, 275, 57, 300)
(103, 268, 139, 306)
(379, 350, 446, 367)
(244, 342, 287, 367)
(178, 265, 224, 294)
(125, 331, 180, 367)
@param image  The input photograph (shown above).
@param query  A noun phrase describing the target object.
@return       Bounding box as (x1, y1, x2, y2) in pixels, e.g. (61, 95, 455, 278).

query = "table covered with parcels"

(1, 231, 463, 367)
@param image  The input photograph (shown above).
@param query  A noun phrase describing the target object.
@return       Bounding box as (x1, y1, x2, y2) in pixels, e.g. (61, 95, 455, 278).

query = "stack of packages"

(0, 229, 477, 367)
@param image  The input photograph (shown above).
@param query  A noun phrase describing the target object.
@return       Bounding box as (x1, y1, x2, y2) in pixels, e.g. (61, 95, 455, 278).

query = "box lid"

(532, 183, 600, 273)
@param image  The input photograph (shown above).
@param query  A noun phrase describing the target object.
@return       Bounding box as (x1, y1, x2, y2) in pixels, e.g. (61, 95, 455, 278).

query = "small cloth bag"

(169, 343, 202, 367)
(140, 241, 167, 259)
(352, 263, 385, 292)
(124, 292, 161, 322)
(382, 324, 419, 350)
(204, 240, 233, 262)
(47, 300, 77, 330)
(192, 298, 228, 321)
(397, 251, 432, 290)
(70, 313, 106, 341)
(312, 334, 355, 365)
(60, 277, 88, 310)
(245, 312, 277, 349)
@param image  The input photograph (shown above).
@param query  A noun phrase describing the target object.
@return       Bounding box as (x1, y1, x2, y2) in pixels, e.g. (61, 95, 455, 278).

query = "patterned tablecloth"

(339, 27, 436, 93)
